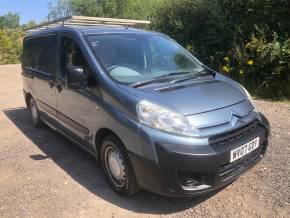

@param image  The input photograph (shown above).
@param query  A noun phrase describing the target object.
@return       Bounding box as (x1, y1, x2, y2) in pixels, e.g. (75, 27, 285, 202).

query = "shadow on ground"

(3, 107, 222, 215)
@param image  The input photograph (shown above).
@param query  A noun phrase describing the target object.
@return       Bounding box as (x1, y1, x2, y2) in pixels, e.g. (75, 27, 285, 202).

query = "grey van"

(22, 24, 270, 197)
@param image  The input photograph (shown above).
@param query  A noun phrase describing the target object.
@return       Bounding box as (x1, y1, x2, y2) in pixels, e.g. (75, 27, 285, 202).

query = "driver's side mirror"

(66, 66, 85, 89)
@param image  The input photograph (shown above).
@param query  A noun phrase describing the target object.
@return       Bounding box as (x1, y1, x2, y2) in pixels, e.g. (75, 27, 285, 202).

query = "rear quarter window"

(23, 38, 34, 68)
(23, 34, 58, 75)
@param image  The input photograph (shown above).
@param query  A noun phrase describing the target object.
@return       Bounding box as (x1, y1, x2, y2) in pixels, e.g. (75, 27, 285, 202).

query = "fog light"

(177, 171, 201, 187)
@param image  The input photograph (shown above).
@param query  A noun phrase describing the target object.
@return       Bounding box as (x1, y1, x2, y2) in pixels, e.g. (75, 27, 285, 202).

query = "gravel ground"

(0, 64, 289, 218)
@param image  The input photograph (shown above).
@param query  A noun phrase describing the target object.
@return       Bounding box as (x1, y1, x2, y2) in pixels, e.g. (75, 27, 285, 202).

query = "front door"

(56, 34, 94, 149)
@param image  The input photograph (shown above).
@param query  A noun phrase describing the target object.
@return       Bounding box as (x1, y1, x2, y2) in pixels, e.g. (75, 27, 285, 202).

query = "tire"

(29, 98, 43, 128)
(100, 135, 138, 197)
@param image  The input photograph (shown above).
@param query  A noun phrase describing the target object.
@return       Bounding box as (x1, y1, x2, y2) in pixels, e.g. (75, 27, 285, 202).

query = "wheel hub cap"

(107, 148, 126, 186)
(31, 103, 38, 123)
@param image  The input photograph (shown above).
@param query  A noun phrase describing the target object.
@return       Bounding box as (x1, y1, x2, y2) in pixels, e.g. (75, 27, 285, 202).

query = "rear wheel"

(100, 135, 138, 197)
(29, 98, 43, 128)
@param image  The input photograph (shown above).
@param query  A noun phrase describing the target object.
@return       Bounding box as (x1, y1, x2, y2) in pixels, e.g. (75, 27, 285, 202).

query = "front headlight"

(241, 85, 257, 111)
(136, 100, 200, 137)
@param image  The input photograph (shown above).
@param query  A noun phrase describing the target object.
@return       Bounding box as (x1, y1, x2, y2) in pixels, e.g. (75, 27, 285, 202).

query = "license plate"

(230, 137, 260, 163)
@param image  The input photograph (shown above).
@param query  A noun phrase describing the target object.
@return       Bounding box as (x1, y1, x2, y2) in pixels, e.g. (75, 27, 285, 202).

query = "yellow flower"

(239, 69, 244, 75)
(247, 59, 254, 66)
(245, 43, 251, 48)
(223, 56, 230, 62)
(222, 65, 230, 73)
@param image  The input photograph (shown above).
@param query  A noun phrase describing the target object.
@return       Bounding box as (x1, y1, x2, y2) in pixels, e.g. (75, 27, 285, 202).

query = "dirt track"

(0, 64, 289, 218)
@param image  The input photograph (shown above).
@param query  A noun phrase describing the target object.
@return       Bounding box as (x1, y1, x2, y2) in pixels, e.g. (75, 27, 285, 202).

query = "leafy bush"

(0, 13, 22, 64)
(224, 31, 290, 99)
(48, 0, 165, 20)
(152, 0, 225, 65)
(0, 29, 22, 64)
(154, 0, 290, 99)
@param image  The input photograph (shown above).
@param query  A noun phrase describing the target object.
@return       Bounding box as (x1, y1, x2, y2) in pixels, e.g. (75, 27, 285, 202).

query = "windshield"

(87, 33, 205, 84)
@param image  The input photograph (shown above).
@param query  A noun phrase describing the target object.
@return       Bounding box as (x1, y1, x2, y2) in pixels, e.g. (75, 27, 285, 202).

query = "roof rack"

(25, 15, 151, 35)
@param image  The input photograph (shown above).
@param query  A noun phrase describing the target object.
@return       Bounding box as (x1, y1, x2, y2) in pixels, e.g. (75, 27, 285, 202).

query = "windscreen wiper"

(202, 64, 216, 77)
(131, 71, 191, 88)
(170, 68, 216, 84)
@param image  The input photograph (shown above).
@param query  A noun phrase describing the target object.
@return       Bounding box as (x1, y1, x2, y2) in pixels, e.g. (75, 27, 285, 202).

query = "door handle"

(49, 80, 55, 89)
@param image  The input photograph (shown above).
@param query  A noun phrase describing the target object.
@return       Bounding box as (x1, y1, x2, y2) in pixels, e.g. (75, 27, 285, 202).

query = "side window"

(23, 38, 33, 68)
(23, 35, 57, 75)
(60, 36, 91, 80)
(35, 35, 58, 75)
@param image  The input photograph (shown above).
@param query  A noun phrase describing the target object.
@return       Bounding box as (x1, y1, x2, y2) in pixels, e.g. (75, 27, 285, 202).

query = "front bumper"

(129, 113, 270, 197)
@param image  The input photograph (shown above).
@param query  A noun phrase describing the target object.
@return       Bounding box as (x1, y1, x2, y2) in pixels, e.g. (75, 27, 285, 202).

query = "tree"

(21, 20, 37, 30)
(0, 29, 21, 64)
(0, 12, 20, 29)
(48, 0, 74, 19)
(48, 0, 165, 19)
(123, 0, 165, 20)
(0, 12, 22, 64)
(48, 0, 103, 19)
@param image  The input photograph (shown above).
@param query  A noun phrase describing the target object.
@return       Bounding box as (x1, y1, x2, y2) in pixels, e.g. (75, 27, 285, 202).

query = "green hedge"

(153, 0, 290, 100)
(222, 32, 290, 99)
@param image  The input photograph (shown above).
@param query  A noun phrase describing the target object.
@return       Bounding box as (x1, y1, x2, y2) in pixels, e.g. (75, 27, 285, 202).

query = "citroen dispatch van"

(22, 24, 270, 197)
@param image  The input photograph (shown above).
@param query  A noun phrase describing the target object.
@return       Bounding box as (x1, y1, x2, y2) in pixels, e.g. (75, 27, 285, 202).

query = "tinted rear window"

(23, 34, 58, 75)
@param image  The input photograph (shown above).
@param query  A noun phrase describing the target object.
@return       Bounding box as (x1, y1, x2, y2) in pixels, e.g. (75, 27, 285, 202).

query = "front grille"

(219, 146, 263, 180)
(209, 120, 259, 147)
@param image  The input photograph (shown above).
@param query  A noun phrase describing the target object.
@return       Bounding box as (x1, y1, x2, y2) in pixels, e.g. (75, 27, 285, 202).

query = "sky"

(0, 0, 50, 24)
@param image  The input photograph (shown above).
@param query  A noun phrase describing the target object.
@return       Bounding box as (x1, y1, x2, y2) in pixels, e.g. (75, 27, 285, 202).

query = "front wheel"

(100, 135, 138, 197)
(29, 98, 43, 128)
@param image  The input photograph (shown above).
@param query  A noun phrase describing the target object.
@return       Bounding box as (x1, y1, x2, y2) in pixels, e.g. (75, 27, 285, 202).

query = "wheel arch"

(95, 128, 125, 160)
(24, 92, 34, 109)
